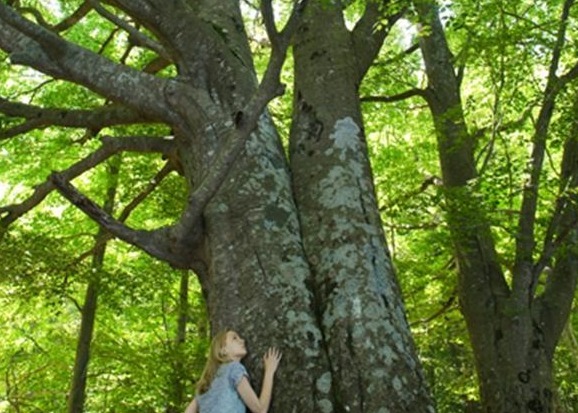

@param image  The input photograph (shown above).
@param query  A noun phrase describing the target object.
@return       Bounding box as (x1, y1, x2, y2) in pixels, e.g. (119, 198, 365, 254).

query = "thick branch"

(351, 0, 406, 81)
(0, 4, 173, 122)
(50, 173, 192, 268)
(104, 0, 159, 26)
(0, 99, 151, 141)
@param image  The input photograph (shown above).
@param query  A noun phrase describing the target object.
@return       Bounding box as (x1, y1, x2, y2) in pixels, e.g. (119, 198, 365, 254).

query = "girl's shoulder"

(221, 361, 249, 383)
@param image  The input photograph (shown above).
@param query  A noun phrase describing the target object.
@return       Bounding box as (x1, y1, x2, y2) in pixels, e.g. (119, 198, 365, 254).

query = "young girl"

(184, 330, 282, 413)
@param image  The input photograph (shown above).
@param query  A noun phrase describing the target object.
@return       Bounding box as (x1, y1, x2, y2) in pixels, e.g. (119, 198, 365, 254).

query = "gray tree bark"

(0, 1, 436, 412)
(289, 1, 434, 412)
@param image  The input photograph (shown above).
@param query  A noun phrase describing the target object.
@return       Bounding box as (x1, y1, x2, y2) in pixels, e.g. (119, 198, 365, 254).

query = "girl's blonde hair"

(196, 330, 231, 394)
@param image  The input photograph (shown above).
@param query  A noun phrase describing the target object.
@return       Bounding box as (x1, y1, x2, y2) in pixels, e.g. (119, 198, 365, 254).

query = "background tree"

(416, 0, 578, 411)
(361, 0, 578, 411)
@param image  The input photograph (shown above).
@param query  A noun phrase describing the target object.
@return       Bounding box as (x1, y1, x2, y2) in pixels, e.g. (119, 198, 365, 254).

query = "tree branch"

(351, 0, 407, 81)
(60, 162, 177, 267)
(361, 88, 428, 103)
(49, 172, 192, 268)
(103, 0, 166, 34)
(0, 4, 174, 122)
(534, 94, 578, 289)
(88, 0, 170, 60)
(474, 103, 536, 176)
(16, 2, 92, 33)
(260, 0, 279, 49)
(52, 1, 92, 33)
(279, 0, 308, 44)
(559, 60, 578, 85)
(0, 135, 174, 228)
(512, 0, 574, 301)
(0, 99, 151, 141)
(409, 294, 457, 327)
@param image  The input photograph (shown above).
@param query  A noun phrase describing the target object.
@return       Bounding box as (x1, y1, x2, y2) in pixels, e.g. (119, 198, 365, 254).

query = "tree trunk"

(199, 116, 334, 412)
(68, 156, 121, 413)
(289, 2, 434, 412)
(414, 1, 578, 412)
(0, 2, 437, 412)
(164, 2, 333, 411)
(475, 313, 555, 412)
(68, 281, 99, 413)
(166, 272, 190, 413)
(176, 1, 434, 411)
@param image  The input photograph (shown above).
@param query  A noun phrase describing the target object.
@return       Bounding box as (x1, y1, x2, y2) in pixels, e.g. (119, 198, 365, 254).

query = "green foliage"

(0, 245, 209, 412)
(1, 0, 578, 412)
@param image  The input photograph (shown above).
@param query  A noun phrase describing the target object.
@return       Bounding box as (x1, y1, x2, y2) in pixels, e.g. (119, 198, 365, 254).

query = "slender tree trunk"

(289, 2, 434, 412)
(166, 272, 189, 413)
(67, 156, 121, 413)
(68, 282, 99, 413)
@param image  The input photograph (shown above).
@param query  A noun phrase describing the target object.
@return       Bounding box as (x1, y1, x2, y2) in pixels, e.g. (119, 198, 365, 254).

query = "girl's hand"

(263, 347, 282, 374)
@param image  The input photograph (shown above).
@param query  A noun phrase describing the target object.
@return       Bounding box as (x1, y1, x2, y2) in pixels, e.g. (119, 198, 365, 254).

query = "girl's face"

(222, 331, 247, 361)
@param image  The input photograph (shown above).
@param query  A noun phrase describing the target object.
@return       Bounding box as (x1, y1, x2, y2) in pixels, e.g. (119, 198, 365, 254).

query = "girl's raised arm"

(237, 347, 282, 413)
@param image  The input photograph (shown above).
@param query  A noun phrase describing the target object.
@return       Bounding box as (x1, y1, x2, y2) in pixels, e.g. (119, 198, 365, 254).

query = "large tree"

(0, 1, 434, 412)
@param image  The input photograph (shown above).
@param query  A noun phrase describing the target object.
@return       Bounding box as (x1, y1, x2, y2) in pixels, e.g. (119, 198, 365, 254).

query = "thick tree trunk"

(474, 312, 554, 412)
(198, 114, 334, 412)
(289, 2, 435, 412)
(171, 1, 435, 411)
(164, 2, 334, 411)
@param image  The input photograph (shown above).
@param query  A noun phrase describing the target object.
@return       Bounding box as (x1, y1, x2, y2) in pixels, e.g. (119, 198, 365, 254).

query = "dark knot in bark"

(518, 370, 530, 383)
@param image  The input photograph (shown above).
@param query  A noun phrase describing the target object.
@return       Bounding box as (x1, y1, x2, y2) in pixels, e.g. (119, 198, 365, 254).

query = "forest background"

(1, 0, 578, 412)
